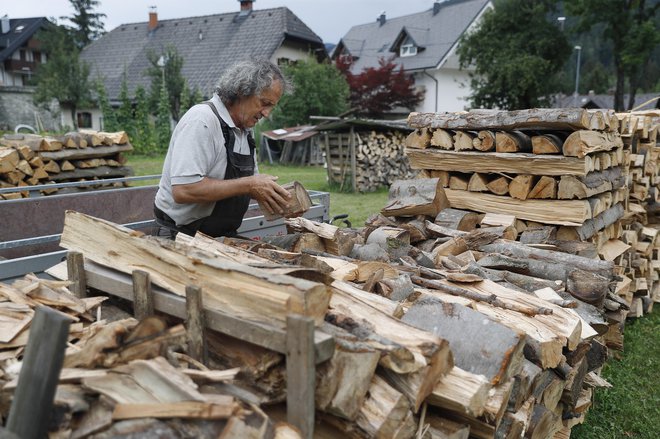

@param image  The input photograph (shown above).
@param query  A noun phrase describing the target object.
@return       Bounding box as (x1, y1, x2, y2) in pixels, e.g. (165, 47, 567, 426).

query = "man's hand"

(248, 174, 291, 216)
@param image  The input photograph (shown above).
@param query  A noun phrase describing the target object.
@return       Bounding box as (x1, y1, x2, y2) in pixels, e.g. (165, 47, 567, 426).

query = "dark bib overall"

(154, 101, 255, 238)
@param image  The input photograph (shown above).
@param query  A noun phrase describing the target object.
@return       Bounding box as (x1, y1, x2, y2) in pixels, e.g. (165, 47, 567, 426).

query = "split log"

(509, 175, 535, 200)
(262, 233, 325, 253)
(258, 181, 312, 221)
(453, 131, 475, 151)
(531, 133, 563, 154)
(382, 178, 449, 217)
(61, 211, 331, 329)
(315, 323, 380, 421)
(495, 131, 532, 153)
(328, 287, 453, 410)
(285, 217, 359, 256)
(430, 128, 454, 149)
(402, 296, 525, 385)
(426, 366, 492, 417)
(0, 147, 19, 173)
(449, 174, 469, 191)
(527, 176, 557, 199)
(467, 173, 490, 192)
(486, 176, 510, 196)
(406, 128, 432, 149)
(356, 375, 417, 439)
(563, 130, 623, 158)
(405, 149, 600, 177)
(434, 208, 481, 231)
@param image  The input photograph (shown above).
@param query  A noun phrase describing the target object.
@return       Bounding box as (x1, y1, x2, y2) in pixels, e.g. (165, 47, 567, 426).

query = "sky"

(3, 0, 436, 44)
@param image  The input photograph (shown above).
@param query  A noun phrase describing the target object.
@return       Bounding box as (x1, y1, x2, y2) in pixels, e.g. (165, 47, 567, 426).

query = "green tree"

(116, 72, 134, 135)
(271, 58, 349, 127)
(178, 80, 203, 116)
(567, 0, 660, 110)
(456, 0, 571, 109)
(155, 82, 172, 152)
(95, 80, 118, 131)
(133, 86, 156, 155)
(64, 0, 106, 49)
(34, 24, 93, 129)
(145, 46, 186, 121)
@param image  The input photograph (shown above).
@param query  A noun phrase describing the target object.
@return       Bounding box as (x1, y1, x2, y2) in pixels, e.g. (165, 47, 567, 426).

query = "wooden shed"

(259, 125, 323, 166)
(315, 118, 415, 192)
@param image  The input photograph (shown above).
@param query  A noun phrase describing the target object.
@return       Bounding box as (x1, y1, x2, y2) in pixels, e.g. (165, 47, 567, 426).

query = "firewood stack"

(325, 129, 416, 192)
(8, 208, 630, 438)
(615, 110, 660, 321)
(405, 108, 627, 252)
(0, 130, 133, 198)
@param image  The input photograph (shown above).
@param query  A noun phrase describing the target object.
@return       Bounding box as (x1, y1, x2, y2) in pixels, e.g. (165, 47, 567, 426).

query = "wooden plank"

(67, 251, 87, 298)
(60, 211, 331, 329)
(186, 285, 208, 365)
(6, 307, 71, 439)
(39, 143, 133, 161)
(46, 260, 335, 363)
(443, 188, 592, 226)
(132, 270, 154, 320)
(408, 108, 592, 131)
(286, 315, 315, 439)
(405, 148, 591, 176)
(112, 400, 235, 420)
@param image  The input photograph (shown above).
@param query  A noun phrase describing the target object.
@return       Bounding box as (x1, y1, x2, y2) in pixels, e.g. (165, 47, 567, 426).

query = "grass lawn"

(127, 154, 659, 437)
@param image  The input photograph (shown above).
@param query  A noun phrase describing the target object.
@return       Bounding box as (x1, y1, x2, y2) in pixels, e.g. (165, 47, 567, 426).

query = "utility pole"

(573, 45, 582, 107)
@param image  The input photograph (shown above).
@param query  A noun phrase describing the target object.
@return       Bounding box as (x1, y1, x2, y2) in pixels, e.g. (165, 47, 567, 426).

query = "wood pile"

(405, 108, 626, 238)
(324, 129, 415, 192)
(13, 207, 632, 438)
(0, 130, 133, 198)
(0, 275, 285, 437)
(612, 109, 660, 325)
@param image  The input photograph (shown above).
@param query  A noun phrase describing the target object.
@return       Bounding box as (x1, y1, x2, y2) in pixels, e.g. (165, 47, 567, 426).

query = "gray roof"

(555, 93, 660, 111)
(334, 0, 490, 73)
(81, 7, 324, 100)
(0, 17, 50, 62)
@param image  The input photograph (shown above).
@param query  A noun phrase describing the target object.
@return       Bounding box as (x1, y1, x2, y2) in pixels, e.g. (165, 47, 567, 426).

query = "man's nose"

(261, 107, 272, 117)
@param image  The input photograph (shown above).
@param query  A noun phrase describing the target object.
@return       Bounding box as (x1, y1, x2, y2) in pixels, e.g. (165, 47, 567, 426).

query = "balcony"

(4, 59, 38, 74)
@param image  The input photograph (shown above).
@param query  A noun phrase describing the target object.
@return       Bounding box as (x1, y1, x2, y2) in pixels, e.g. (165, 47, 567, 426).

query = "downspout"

(423, 70, 438, 112)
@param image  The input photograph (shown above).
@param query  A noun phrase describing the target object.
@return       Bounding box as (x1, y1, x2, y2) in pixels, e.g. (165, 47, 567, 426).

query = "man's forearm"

(172, 177, 251, 204)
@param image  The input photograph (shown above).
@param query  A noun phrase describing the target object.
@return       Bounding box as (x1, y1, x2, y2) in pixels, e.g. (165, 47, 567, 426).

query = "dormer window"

(396, 34, 419, 57)
(400, 43, 417, 57)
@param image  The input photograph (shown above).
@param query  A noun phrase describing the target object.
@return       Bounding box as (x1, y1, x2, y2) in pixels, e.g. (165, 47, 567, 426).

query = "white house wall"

(60, 107, 104, 131)
(271, 43, 317, 64)
(414, 68, 472, 113)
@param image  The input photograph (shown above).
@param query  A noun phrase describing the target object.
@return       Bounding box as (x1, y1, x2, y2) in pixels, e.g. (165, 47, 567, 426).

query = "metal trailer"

(0, 176, 331, 280)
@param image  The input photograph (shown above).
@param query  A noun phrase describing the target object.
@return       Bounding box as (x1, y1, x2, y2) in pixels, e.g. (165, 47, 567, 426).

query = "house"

(0, 15, 59, 131)
(77, 0, 326, 130)
(332, 0, 493, 115)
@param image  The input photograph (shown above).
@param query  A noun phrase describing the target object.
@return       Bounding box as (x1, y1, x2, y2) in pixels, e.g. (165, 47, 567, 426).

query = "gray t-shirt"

(154, 94, 256, 226)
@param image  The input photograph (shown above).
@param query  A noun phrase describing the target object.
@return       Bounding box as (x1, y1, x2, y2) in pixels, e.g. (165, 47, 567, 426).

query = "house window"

(400, 43, 417, 57)
(399, 35, 417, 57)
(77, 112, 93, 129)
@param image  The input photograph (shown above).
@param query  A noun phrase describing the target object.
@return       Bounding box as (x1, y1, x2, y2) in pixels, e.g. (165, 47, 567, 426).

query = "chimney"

(148, 6, 158, 31)
(239, 0, 254, 12)
(433, 0, 442, 16)
(1, 15, 10, 34)
(378, 11, 386, 26)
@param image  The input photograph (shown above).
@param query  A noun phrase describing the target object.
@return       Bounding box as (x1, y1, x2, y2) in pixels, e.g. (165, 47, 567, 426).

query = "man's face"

(229, 80, 283, 129)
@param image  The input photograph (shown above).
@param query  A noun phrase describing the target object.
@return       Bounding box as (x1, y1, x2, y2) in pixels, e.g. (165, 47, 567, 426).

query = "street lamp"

(573, 45, 582, 107)
(557, 16, 565, 31)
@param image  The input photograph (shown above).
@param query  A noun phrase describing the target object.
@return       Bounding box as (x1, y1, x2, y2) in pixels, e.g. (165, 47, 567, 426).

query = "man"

(154, 59, 292, 238)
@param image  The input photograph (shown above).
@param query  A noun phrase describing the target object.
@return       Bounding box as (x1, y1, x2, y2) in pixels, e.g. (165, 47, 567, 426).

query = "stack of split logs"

(613, 109, 660, 323)
(325, 129, 415, 192)
(0, 130, 133, 198)
(405, 108, 627, 250)
(14, 206, 633, 439)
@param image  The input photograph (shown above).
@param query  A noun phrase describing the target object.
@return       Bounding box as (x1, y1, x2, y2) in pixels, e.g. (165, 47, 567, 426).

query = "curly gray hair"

(214, 59, 292, 105)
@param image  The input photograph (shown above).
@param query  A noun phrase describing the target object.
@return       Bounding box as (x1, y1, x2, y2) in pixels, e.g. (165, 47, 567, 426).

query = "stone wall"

(0, 86, 61, 132)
